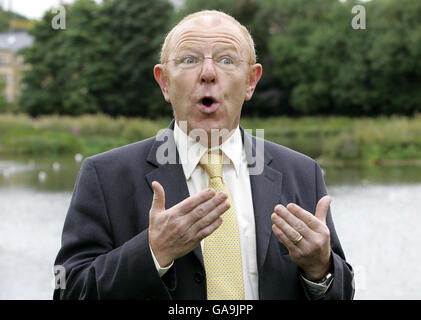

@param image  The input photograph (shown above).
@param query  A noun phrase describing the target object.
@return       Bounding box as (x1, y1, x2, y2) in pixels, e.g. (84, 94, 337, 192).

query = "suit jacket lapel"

(242, 128, 283, 272)
(145, 121, 204, 265)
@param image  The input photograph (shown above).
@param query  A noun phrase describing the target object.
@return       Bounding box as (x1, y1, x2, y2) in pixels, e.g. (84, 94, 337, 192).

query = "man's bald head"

(159, 10, 257, 65)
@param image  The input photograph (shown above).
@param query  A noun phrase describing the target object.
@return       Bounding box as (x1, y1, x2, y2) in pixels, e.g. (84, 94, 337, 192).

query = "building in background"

(0, 30, 33, 101)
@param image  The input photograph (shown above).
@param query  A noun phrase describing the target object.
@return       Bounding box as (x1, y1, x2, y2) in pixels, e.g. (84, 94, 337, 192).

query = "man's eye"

(220, 57, 234, 65)
(183, 56, 197, 64)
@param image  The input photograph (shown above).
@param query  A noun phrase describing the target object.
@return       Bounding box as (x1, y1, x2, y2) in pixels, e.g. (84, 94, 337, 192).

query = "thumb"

(315, 195, 331, 224)
(150, 181, 166, 214)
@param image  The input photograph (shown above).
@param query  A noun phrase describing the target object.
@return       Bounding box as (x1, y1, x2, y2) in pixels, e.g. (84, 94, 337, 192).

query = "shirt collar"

(173, 121, 243, 179)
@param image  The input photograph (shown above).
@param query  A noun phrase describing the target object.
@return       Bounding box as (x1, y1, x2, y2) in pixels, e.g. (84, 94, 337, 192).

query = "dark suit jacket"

(53, 121, 354, 300)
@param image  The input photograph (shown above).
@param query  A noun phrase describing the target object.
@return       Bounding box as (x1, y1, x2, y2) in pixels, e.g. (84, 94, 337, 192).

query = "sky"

(1, 0, 101, 20)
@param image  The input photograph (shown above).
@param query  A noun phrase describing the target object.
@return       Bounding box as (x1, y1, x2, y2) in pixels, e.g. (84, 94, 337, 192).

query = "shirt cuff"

(149, 244, 174, 277)
(300, 274, 334, 299)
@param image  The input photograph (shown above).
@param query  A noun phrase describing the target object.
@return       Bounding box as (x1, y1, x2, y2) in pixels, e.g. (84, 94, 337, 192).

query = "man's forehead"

(170, 15, 246, 49)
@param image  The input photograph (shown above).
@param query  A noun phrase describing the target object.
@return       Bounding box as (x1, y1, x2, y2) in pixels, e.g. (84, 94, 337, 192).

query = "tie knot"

(200, 151, 223, 178)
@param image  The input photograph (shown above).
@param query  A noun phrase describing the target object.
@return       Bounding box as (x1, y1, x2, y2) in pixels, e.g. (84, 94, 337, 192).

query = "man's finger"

(315, 195, 332, 224)
(286, 203, 320, 230)
(275, 204, 312, 237)
(190, 192, 228, 221)
(271, 212, 302, 246)
(197, 216, 223, 241)
(271, 224, 295, 250)
(193, 199, 230, 239)
(150, 181, 165, 214)
(175, 188, 216, 215)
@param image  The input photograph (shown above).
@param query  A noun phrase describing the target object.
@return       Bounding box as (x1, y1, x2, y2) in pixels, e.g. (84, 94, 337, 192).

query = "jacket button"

(194, 272, 204, 283)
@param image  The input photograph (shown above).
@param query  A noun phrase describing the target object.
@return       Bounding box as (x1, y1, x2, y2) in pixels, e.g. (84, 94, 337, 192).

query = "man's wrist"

(303, 272, 333, 285)
(303, 268, 330, 282)
(302, 253, 333, 281)
(149, 244, 174, 277)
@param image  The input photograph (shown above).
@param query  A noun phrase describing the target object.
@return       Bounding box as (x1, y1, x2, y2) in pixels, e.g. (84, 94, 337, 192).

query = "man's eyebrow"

(212, 44, 239, 53)
(175, 45, 202, 53)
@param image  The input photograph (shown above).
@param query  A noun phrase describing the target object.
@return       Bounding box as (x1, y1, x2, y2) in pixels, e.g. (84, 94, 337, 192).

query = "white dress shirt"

(149, 121, 332, 299)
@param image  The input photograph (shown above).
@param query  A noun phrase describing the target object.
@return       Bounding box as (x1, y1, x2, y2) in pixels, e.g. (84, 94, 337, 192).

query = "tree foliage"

(19, 0, 173, 117)
(264, 0, 421, 116)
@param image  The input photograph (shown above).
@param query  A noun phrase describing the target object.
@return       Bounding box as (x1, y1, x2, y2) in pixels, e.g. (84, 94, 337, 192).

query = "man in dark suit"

(53, 10, 354, 300)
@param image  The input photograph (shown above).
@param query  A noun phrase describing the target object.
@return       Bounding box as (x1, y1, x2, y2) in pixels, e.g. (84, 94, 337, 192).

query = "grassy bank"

(1, 113, 421, 165)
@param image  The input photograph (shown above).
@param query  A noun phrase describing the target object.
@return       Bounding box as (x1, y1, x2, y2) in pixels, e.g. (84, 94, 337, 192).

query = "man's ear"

(154, 64, 171, 102)
(245, 63, 263, 101)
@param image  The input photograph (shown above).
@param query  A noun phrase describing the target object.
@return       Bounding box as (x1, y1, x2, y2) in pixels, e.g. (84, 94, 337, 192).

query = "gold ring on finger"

(293, 234, 303, 245)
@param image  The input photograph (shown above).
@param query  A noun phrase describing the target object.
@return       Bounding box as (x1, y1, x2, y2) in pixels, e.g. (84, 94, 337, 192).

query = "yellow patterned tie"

(200, 150, 245, 300)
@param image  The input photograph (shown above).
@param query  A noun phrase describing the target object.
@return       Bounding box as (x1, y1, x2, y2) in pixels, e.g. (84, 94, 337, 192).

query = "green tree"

(267, 0, 421, 116)
(103, 0, 173, 117)
(0, 78, 9, 112)
(265, 0, 342, 115)
(59, 0, 109, 115)
(364, 0, 421, 115)
(19, 0, 173, 117)
(19, 8, 68, 116)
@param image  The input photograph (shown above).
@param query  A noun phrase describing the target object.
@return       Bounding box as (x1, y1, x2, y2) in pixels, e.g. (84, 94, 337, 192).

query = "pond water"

(0, 156, 420, 299)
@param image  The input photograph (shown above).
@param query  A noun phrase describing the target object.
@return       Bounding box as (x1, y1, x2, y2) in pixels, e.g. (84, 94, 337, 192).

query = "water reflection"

(3, 156, 421, 190)
(330, 183, 421, 299)
(0, 188, 70, 299)
(1, 157, 421, 299)
(0, 156, 83, 192)
(0, 156, 82, 299)
(324, 164, 421, 186)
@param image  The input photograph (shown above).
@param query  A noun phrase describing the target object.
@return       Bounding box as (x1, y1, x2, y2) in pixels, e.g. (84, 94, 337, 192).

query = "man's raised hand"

(148, 181, 230, 268)
(271, 196, 332, 281)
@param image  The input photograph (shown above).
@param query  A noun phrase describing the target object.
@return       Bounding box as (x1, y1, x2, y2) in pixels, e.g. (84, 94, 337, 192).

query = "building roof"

(0, 31, 33, 54)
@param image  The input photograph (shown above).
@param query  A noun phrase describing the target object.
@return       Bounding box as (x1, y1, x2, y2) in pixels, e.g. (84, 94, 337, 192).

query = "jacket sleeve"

(313, 161, 355, 300)
(53, 158, 172, 300)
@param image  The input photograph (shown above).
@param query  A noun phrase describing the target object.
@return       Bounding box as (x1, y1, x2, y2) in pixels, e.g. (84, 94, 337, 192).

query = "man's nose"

(200, 57, 216, 84)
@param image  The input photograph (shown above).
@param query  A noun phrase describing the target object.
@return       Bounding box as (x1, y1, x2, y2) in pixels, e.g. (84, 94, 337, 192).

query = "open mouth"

(202, 97, 214, 107)
(197, 96, 219, 114)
